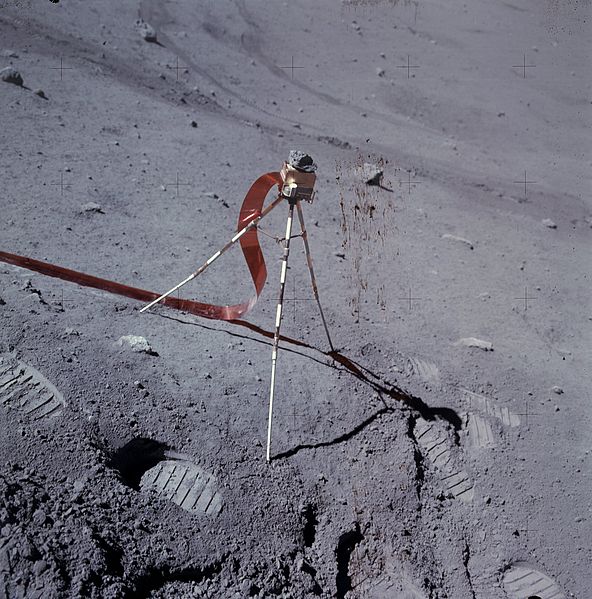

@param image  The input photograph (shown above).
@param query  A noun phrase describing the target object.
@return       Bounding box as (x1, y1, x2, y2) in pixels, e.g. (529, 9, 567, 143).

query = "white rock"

(136, 21, 157, 43)
(116, 335, 155, 355)
(359, 162, 383, 186)
(1, 66, 23, 86)
(80, 202, 103, 213)
(551, 385, 564, 395)
(442, 234, 474, 249)
(455, 337, 493, 351)
(542, 218, 557, 229)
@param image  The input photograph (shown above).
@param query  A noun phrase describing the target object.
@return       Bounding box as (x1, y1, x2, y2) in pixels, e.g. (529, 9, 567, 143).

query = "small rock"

(455, 337, 493, 351)
(136, 21, 157, 43)
(376, 67, 385, 77)
(1, 66, 23, 86)
(80, 202, 104, 214)
(32, 509, 47, 526)
(360, 162, 383, 186)
(116, 335, 157, 355)
(190, 120, 198, 128)
(551, 386, 563, 395)
(34, 89, 47, 99)
(33, 560, 48, 576)
(442, 233, 474, 250)
(542, 218, 557, 229)
(1, 50, 18, 58)
(0, 297, 5, 306)
(64, 327, 80, 336)
(204, 192, 219, 199)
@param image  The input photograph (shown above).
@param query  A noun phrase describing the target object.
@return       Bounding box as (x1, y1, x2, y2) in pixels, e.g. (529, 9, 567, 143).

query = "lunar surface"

(0, 0, 590, 597)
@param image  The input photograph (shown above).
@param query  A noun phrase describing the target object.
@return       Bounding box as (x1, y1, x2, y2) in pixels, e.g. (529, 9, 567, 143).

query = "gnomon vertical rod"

(266, 199, 296, 462)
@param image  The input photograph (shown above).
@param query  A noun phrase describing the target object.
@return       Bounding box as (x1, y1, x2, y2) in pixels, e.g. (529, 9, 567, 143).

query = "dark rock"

(288, 150, 317, 173)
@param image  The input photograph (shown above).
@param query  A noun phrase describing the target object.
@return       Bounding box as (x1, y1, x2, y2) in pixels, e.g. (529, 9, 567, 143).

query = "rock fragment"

(1, 66, 23, 86)
(542, 218, 557, 229)
(455, 337, 493, 351)
(551, 385, 564, 395)
(360, 162, 383, 186)
(116, 335, 157, 355)
(442, 233, 474, 249)
(136, 20, 157, 43)
(80, 202, 104, 214)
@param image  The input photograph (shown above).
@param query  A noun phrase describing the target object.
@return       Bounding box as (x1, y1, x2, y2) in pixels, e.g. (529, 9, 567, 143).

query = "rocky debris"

(80, 202, 104, 214)
(442, 233, 474, 249)
(551, 385, 564, 395)
(360, 162, 383, 186)
(1, 66, 23, 86)
(542, 218, 557, 229)
(0, 50, 18, 58)
(135, 20, 157, 43)
(455, 337, 493, 351)
(115, 335, 157, 355)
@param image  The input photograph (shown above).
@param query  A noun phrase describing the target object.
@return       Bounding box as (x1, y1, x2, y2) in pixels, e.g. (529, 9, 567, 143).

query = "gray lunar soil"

(0, 0, 591, 598)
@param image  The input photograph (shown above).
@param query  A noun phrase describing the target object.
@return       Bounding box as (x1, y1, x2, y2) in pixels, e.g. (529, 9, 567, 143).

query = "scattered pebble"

(542, 218, 557, 229)
(551, 385, 564, 395)
(1, 66, 23, 86)
(441, 234, 474, 250)
(116, 335, 157, 355)
(80, 202, 104, 214)
(455, 337, 493, 351)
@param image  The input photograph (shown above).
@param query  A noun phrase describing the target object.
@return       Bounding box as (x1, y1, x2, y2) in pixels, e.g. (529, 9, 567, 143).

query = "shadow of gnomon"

(157, 312, 462, 459)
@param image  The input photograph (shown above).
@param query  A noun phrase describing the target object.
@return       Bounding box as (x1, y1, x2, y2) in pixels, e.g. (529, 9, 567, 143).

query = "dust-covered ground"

(0, 0, 590, 597)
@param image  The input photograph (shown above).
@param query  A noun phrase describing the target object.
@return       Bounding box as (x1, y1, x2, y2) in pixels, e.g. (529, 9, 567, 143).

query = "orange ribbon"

(0, 172, 283, 321)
